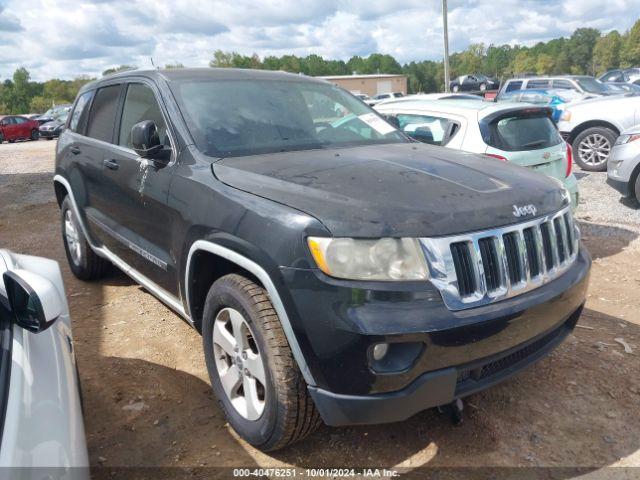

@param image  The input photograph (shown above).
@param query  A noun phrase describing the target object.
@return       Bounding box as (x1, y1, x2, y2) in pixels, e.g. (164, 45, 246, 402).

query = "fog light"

(372, 343, 389, 361)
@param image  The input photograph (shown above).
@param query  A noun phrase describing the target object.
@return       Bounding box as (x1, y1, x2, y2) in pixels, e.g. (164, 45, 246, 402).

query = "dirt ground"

(1, 140, 639, 479)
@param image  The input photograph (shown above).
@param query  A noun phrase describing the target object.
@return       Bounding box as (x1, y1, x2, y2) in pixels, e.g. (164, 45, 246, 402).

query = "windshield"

(172, 79, 406, 157)
(576, 77, 610, 94)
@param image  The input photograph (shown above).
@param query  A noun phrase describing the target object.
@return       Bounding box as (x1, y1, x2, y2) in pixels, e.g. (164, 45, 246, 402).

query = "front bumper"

(279, 246, 590, 426)
(607, 141, 640, 197)
(39, 129, 59, 139)
(310, 306, 581, 426)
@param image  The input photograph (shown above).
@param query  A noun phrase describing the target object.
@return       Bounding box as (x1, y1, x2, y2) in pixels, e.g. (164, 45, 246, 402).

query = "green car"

(376, 98, 579, 210)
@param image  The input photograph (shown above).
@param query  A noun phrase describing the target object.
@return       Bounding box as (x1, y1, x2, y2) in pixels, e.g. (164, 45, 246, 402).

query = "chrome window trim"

(420, 205, 579, 311)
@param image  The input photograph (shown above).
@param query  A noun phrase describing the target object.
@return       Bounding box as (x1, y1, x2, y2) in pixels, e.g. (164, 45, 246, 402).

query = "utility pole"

(442, 0, 450, 92)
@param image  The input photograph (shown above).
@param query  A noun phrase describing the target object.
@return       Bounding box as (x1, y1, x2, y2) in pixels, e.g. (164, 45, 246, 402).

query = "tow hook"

(438, 398, 464, 425)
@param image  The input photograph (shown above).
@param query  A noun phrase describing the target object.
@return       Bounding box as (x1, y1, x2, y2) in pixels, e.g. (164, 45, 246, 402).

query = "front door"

(98, 81, 178, 294)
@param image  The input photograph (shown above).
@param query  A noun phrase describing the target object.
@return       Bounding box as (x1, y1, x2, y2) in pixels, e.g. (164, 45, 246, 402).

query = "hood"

(213, 143, 568, 237)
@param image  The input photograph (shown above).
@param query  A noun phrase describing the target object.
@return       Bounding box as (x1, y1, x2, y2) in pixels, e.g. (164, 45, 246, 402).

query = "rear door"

(98, 80, 178, 293)
(76, 84, 124, 251)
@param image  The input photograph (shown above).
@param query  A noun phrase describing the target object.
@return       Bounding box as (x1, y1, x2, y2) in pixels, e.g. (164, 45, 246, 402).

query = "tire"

(479, 83, 487, 91)
(572, 127, 617, 172)
(452, 85, 459, 93)
(46, 137, 53, 141)
(202, 274, 320, 451)
(30, 129, 39, 141)
(60, 196, 110, 281)
(635, 173, 640, 207)
(0, 133, 3, 144)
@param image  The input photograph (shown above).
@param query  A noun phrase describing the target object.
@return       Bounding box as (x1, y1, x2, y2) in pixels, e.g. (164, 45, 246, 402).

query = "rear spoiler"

(479, 106, 554, 144)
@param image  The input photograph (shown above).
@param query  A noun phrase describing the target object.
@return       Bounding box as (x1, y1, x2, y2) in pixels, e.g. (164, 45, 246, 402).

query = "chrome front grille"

(421, 206, 579, 311)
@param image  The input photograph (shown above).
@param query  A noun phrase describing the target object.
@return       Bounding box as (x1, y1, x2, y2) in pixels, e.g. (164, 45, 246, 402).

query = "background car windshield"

(576, 77, 609, 94)
(173, 79, 406, 157)
(490, 114, 562, 151)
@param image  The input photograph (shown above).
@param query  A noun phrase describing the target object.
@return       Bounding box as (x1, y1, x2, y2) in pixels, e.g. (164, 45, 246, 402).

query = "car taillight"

(565, 142, 573, 177)
(485, 153, 508, 162)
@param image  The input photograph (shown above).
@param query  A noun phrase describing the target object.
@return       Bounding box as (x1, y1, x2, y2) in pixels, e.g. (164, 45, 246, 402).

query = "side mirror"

(131, 121, 163, 158)
(3, 270, 62, 333)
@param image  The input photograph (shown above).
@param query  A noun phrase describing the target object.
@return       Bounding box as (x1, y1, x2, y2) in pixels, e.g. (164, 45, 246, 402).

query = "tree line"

(1, 19, 638, 114)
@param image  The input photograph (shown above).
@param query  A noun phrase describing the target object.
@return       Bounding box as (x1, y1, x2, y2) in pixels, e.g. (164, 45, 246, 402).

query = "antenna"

(150, 57, 156, 68)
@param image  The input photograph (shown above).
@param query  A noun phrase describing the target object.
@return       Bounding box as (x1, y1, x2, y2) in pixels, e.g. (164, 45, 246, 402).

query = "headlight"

(615, 133, 640, 145)
(307, 237, 429, 281)
(560, 110, 572, 122)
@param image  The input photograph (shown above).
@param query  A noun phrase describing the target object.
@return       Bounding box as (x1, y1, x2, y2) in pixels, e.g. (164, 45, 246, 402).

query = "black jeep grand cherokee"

(54, 68, 590, 451)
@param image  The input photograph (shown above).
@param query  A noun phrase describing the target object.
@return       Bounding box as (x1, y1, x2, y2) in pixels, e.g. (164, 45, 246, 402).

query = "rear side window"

(504, 81, 522, 92)
(118, 84, 170, 149)
(69, 91, 94, 133)
(395, 113, 458, 146)
(86, 85, 121, 143)
(526, 80, 550, 89)
(488, 115, 562, 151)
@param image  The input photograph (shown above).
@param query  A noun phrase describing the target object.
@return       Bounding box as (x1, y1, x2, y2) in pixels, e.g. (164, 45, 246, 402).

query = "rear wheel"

(452, 85, 459, 92)
(30, 129, 39, 141)
(61, 196, 110, 280)
(202, 274, 321, 451)
(635, 173, 640, 206)
(572, 127, 616, 172)
(479, 83, 487, 91)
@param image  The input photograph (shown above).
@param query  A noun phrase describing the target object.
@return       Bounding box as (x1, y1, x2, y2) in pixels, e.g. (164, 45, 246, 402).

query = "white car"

(0, 250, 88, 475)
(557, 94, 640, 171)
(375, 93, 482, 106)
(375, 98, 579, 209)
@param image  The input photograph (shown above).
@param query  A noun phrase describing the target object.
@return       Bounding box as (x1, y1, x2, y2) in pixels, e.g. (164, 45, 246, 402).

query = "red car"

(0, 115, 40, 143)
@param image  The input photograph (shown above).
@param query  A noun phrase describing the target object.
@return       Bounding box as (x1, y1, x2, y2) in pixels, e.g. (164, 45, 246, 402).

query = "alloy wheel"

(64, 209, 82, 265)
(213, 307, 267, 421)
(578, 133, 611, 167)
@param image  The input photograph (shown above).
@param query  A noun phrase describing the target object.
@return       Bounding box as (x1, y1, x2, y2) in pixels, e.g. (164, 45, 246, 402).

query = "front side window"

(171, 79, 406, 157)
(488, 114, 562, 151)
(552, 80, 574, 90)
(395, 113, 457, 146)
(119, 83, 169, 149)
(14, 117, 26, 124)
(86, 85, 121, 143)
(69, 91, 94, 133)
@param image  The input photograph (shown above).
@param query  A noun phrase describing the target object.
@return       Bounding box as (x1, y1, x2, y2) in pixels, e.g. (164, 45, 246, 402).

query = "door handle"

(70, 146, 81, 155)
(103, 159, 119, 170)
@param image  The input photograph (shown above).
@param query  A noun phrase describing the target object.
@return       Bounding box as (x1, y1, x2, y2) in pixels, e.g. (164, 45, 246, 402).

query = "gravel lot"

(1, 140, 639, 478)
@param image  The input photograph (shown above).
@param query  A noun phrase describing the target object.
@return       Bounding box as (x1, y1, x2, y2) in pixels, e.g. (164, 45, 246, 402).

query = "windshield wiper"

(521, 140, 548, 148)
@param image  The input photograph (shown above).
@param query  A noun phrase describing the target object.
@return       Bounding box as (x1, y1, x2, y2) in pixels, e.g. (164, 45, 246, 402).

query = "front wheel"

(30, 129, 39, 141)
(572, 127, 616, 172)
(61, 196, 110, 280)
(479, 83, 487, 91)
(202, 274, 321, 451)
(452, 85, 459, 93)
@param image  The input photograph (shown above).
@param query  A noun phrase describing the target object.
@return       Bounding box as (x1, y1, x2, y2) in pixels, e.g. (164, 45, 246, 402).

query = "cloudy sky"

(0, 0, 638, 81)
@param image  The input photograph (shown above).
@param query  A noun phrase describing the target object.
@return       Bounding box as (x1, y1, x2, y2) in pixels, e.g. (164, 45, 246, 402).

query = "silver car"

(607, 125, 640, 203)
(0, 250, 88, 476)
(557, 94, 640, 171)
